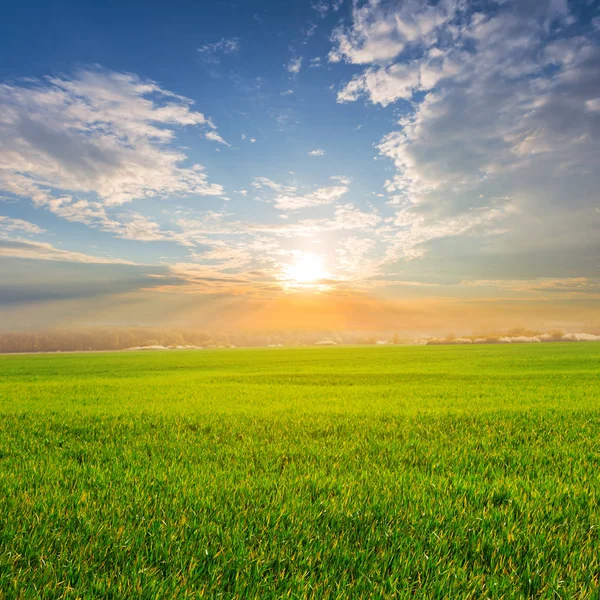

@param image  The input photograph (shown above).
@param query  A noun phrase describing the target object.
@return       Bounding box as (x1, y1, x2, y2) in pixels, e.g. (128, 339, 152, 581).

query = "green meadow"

(0, 344, 599, 599)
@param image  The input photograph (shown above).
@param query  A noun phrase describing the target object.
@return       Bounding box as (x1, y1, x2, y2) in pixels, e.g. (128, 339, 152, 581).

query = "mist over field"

(1, 325, 599, 353)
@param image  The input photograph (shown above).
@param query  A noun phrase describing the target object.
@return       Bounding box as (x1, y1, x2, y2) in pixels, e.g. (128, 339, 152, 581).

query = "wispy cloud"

(274, 185, 349, 211)
(331, 175, 351, 185)
(0, 216, 44, 236)
(252, 177, 297, 194)
(308, 148, 325, 156)
(312, 0, 343, 19)
(198, 37, 240, 64)
(286, 57, 303, 74)
(0, 239, 135, 264)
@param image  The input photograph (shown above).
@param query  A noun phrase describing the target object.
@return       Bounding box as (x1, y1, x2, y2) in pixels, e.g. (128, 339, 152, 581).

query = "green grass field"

(0, 344, 599, 598)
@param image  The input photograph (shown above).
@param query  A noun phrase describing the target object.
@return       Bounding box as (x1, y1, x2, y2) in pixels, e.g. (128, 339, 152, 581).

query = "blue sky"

(0, 0, 599, 333)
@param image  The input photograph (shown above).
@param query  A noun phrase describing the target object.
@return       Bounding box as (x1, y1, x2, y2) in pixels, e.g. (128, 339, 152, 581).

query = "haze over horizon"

(1, 0, 599, 334)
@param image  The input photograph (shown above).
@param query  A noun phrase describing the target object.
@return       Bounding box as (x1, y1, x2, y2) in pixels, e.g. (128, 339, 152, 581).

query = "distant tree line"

(0, 326, 597, 353)
(0, 328, 406, 353)
(425, 328, 600, 345)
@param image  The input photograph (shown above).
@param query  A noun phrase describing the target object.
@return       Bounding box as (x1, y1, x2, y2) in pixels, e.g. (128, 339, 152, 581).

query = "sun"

(284, 252, 329, 285)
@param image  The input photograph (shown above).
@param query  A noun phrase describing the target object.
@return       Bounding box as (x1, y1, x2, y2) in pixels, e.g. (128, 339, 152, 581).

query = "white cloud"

(312, 0, 344, 18)
(252, 177, 296, 194)
(329, 0, 458, 65)
(586, 98, 600, 112)
(304, 24, 319, 39)
(286, 57, 303, 74)
(335, 236, 377, 279)
(13, 193, 188, 245)
(0, 239, 134, 264)
(0, 216, 44, 236)
(337, 63, 421, 105)
(205, 130, 230, 145)
(105, 212, 168, 242)
(332, 0, 600, 272)
(274, 185, 348, 211)
(337, 51, 459, 106)
(312, 2, 329, 18)
(189, 242, 252, 270)
(308, 149, 325, 156)
(328, 203, 380, 230)
(331, 175, 351, 185)
(0, 69, 225, 208)
(198, 38, 240, 64)
(386, 206, 510, 261)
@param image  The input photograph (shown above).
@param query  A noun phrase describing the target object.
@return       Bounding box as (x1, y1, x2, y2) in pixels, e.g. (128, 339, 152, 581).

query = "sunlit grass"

(0, 344, 599, 598)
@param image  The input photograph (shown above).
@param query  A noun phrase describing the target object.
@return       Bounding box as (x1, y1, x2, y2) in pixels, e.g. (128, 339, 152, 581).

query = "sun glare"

(284, 252, 328, 285)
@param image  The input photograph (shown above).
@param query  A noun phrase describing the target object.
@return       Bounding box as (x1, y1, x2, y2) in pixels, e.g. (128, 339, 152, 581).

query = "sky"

(0, 0, 599, 335)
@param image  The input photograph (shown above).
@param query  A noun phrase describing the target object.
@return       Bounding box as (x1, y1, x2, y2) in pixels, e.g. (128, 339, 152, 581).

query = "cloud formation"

(198, 37, 240, 63)
(274, 185, 349, 211)
(0, 69, 225, 208)
(332, 0, 600, 272)
(0, 216, 44, 235)
(0, 239, 134, 264)
(286, 57, 303, 74)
